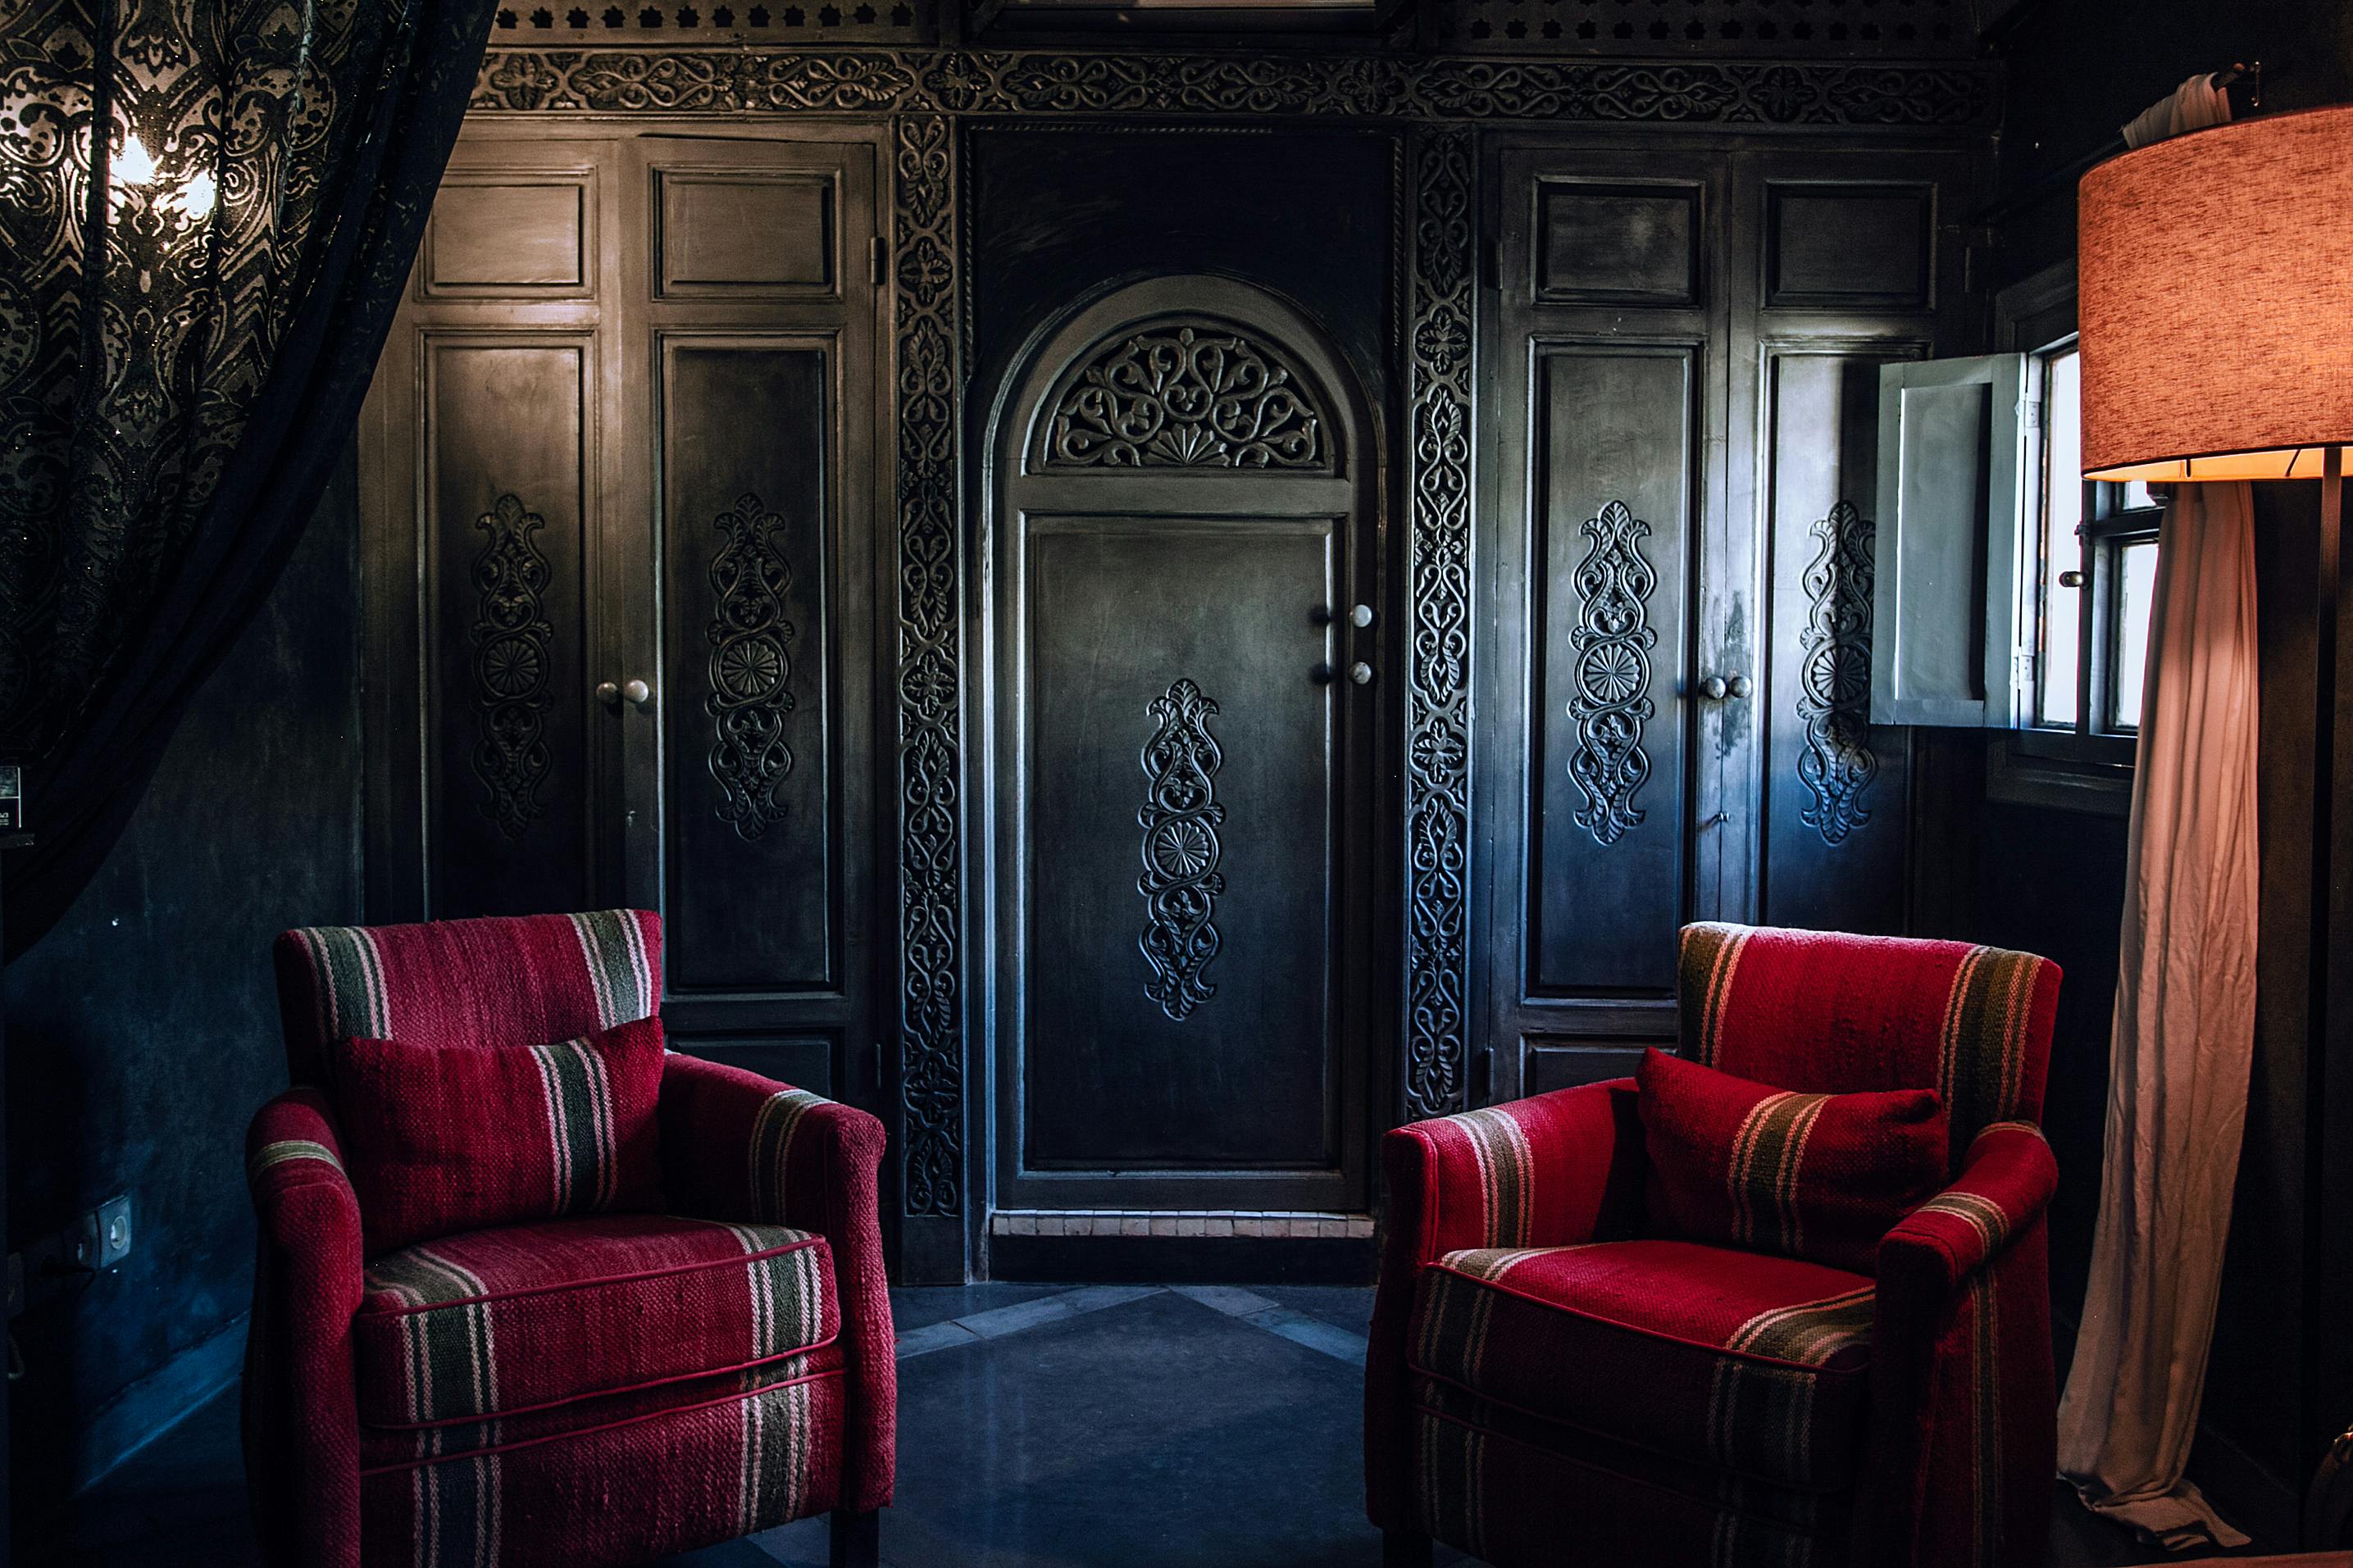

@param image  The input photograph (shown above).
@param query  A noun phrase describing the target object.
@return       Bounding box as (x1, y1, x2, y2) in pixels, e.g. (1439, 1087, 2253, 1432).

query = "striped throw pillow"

(1636, 1046, 1947, 1273)
(330, 1016, 667, 1255)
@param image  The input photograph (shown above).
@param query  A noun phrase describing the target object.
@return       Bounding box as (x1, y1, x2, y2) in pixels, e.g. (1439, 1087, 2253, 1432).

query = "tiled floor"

(30, 1284, 2282, 1566)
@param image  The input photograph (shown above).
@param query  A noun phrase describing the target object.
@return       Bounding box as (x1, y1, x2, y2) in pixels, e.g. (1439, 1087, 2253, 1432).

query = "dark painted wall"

(4, 446, 362, 1514)
(1981, 0, 2353, 1528)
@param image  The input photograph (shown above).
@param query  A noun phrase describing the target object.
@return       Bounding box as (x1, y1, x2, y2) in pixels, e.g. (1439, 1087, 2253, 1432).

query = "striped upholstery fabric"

(1412, 1240, 1875, 1491)
(274, 909, 661, 1085)
(245, 910, 896, 1568)
(1676, 923, 2058, 1171)
(1368, 924, 2064, 1568)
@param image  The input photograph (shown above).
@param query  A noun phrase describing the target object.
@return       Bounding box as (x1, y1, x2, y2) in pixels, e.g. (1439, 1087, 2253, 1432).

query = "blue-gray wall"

(4, 444, 363, 1516)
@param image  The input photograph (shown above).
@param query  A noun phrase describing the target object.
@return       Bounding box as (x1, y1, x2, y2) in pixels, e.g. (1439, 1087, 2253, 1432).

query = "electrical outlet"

(97, 1196, 132, 1269)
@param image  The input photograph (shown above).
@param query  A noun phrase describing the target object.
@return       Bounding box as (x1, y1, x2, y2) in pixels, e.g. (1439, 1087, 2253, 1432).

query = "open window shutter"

(1871, 353, 2028, 727)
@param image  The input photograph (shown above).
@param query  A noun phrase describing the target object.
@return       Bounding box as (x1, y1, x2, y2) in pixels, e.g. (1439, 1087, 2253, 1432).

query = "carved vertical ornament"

(705, 491, 795, 840)
(1137, 679, 1227, 1021)
(1795, 500, 1879, 845)
(1402, 127, 1477, 1121)
(893, 114, 963, 1220)
(469, 493, 556, 839)
(1567, 500, 1658, 847)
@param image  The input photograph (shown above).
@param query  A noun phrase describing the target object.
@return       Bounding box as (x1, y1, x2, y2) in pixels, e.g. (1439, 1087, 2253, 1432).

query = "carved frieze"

(1795, 499, 1878, 846)
(469, 493, 557, 840)
(1566, 499, 1657, 848)
(1136, 679, 1227, 1022)
(1049, 325, 1324, 470)
(705, 491, 797, 841)
(471, 48, 1995, 128)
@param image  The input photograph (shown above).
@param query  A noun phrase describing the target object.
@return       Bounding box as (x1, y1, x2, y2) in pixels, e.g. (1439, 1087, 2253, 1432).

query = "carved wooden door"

(1477, 139, 1973, 1100)
(361, 123, 889, 1115)
(989, 277, 1379, 1222)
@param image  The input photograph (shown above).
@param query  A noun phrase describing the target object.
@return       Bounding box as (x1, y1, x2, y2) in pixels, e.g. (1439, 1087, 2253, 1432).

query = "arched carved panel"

(469, 492, 556, 839)
(1136, 678, 1226, 1022)
(1795, 499, 1878, 846)
(1044, 322, 1330, 471)
(1566, 499, 1657, 848)
(705, 489, 797, 841)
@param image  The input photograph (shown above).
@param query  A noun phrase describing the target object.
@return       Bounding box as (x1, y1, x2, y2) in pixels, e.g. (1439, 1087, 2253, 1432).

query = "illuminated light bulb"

(177, 170, 216, 220)
(116, 133, 156, 186)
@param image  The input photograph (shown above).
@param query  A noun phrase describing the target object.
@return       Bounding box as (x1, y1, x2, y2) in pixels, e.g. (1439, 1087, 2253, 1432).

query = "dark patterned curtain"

(0, 0, 494, 959)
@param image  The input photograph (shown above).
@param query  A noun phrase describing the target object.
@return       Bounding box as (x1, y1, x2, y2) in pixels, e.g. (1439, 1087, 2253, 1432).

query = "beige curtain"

(2056, 480, 2261, 1551)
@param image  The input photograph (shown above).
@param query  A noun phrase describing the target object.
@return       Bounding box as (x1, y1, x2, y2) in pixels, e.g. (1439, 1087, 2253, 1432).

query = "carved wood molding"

(471, 48, 1995, 127)
(1566, 498, 1658, 848)
(1049, 325, 1327, 471)
(1796, 498, 1877, 846)
(1401, 126, 1474, 1122)
(468, 492, 558, 841)
(705, 490, 797, 841)
(892, 112, 965, 1222)
(1136, 677, 1226, 1023)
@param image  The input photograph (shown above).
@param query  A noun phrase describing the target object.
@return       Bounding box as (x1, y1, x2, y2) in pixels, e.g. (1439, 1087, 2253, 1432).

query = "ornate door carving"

(989, 276, 1379, 1222)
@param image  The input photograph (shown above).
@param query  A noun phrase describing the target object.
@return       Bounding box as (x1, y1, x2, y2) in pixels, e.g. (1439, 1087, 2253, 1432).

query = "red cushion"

(330, 1016, 667, 1254)
(354, 1212, 841, 1472)
(1638, 1045, 1946, 1272)
(1410, 1239, 1876, 1490)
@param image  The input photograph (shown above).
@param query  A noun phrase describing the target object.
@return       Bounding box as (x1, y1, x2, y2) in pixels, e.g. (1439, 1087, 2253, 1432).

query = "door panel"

(992, 278, 1375, 1219)
(1530, 344, 1695, 998)
(1022, 517, 1336, 1171)
(658, 340, 840, 994)
(425, 340, 598, 920)
(1759, 346, 1920, 935)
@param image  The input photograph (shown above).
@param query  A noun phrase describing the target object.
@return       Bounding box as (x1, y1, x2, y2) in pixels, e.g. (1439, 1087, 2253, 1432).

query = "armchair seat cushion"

(1409, 1238, 1874, 1491)
(354, 1212, 841, 1467)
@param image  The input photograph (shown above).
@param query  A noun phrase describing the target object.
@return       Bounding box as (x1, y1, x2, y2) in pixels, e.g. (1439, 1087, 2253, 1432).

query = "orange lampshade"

(2078, 103, 2353, 482)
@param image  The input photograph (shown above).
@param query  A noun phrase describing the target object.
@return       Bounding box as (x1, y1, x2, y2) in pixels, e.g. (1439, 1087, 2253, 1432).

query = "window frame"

(1988, 260, 2145, 814)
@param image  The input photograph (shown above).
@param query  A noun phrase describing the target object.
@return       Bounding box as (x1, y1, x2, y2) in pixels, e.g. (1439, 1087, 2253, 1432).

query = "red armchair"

(242, 910, 894, 1568)
(1367, 923, 2061, 1568)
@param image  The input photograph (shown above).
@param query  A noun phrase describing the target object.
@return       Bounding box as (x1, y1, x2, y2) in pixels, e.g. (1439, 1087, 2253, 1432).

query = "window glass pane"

(2120, 479, 2160, 511)
(2037, 348, 2082, 727)
(2111, 538, 2160, 732)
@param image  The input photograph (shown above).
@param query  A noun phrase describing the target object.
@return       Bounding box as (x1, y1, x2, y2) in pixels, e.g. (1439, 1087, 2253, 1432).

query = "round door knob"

(621, 679, 653, 708)
(1349, 662, 1375, 686)
(1700, 675, 1728, 701)
(1727, 674, 1753, 700)
(1349, 603, 1375, 629)
(596, 680, 621, 707)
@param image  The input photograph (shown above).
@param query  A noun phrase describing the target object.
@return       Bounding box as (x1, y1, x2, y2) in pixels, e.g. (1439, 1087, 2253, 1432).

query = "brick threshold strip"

(892, 1284, 1368, 1367)
(988, 1209, 1377, 1239)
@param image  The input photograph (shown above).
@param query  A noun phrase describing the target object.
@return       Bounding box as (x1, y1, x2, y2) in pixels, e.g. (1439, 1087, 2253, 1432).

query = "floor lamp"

(2077, 102, 2353, 1498)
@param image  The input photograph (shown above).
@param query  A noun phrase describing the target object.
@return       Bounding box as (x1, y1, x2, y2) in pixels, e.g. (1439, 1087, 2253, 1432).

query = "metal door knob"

(1349, 662, 1375, 686)
(600, 679, 654, 710)
(1727, 674, 1752, 700)
(1349, 603, 1374, 629)
(1700, 675, 1727, 701)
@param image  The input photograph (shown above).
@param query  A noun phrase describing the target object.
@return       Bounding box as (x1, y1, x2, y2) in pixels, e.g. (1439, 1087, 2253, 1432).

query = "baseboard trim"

(989, 1234, 1376, 1284)
(70, 1310, 248, 1498)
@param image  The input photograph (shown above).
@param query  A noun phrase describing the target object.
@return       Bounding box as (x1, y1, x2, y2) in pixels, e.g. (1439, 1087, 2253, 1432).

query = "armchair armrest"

(1365, 1079, 1646, 1532)
(243, 1089, 366, 1568)
(658, 1054, 895, 1513)
(1864, 1120, 2060, 1565)
(1877, 1120, 2059, 1301)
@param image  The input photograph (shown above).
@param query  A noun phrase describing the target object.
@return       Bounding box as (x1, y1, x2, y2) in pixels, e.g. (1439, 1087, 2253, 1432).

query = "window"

(2020, 336, 2163, 766)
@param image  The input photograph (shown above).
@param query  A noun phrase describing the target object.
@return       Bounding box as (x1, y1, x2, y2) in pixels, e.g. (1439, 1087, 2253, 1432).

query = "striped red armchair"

(241, 910, 893, 1568)
(1366, 923, 2061, 1568)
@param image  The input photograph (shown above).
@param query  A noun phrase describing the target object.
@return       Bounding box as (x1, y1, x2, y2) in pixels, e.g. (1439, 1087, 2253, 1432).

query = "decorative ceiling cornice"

(470, 47, 1996, 127)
